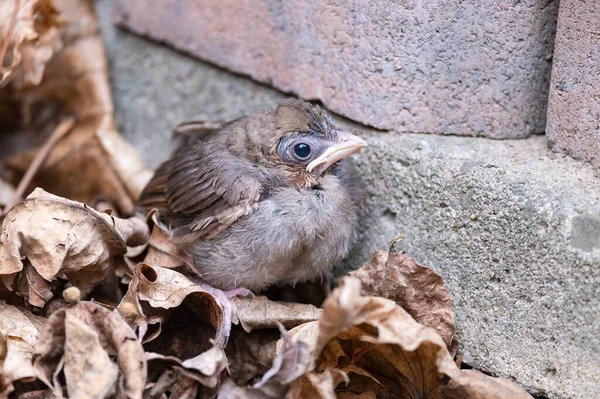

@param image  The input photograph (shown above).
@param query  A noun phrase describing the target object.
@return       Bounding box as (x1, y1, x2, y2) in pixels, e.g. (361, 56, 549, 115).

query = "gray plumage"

(138, 99, 365, 291)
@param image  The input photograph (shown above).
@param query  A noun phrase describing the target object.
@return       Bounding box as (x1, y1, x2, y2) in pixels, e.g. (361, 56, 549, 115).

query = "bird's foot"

(222, 287, 255, 299)
(190, 280, 255, 347)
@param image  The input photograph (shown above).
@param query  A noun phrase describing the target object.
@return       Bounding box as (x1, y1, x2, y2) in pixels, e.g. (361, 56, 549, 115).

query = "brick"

(546, 0, 600, 167)
(114, 0, 557, 138)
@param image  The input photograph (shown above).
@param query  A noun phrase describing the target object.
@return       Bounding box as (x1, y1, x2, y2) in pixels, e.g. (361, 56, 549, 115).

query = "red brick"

(115, 0, 557, 138)
(546, 0, 600, 167)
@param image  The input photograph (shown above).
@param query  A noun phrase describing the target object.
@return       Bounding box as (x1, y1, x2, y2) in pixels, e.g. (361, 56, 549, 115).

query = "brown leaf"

(143, 210, 193, 270)
(231, 296, 322, 332)
(350, 248, 456, 351)
(118, 264, 225, 348)
(0, 301, 46, 397)
(441, 369, 533, 399)
(146, 346, 227, 388)
(0, 188, 149, 307)
(219, 326, 312, 398)
(33, 301, 146, 399)
(225, 328, 280, 386)
(4, 0, 152, 214)
(0, 0, 62, 88)
(62, 311, 119, 397)
(285, 277, 531, 399)
(285, 369, 348, 399)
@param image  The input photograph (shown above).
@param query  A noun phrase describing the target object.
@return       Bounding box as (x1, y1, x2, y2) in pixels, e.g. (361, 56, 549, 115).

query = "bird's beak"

(306, 131, 367, 173)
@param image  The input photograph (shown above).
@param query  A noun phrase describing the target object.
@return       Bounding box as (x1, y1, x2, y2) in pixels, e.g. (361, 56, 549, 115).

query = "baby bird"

(138, 99, 366, 292)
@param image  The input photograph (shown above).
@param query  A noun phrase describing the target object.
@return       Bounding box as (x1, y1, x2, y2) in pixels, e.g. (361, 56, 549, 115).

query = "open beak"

(306, 131, 367, 173)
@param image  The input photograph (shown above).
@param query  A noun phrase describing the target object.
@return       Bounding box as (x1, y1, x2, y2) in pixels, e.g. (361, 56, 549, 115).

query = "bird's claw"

(222, 287, 255, 299)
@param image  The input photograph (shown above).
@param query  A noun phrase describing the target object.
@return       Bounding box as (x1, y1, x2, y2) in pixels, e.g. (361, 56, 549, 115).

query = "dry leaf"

(225, 328, 280, 386)
(143, 210, 193, 270)
(285, 369, 348, 399)
(62, 311, 119, 397)
(0, 188, 149, 307)
(284, 277, 532, 399)
(350, 248, 456, 351)
(441, 369, 533, 399)
(218, 327, 312, 398)
(146, 346, 227, 388)
(118, 263, 225, 347)
(231, 296, 322, 332)
(33, 301, 146, 398)
(0, 0, 62, 88)
(3, 0, 152, 214)
(0, 301, 46, 397)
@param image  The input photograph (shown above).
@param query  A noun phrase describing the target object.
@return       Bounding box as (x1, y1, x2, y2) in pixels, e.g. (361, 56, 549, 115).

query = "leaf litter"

(0, 0, 536, 398)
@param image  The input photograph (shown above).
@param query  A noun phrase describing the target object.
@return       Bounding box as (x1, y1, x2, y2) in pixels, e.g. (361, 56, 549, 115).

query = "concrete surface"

(546, 0, 600, 168)
(97, 1, 600, 398)
(114, 0, 558, 139)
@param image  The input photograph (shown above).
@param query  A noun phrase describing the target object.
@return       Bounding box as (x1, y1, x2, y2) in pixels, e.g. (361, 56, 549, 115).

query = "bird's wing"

(138, 142, 266, 242)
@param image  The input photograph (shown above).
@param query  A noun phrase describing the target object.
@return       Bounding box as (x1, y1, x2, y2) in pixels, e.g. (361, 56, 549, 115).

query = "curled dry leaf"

(0, 0, 62, 88)
(350, 248, 456, 351)
(143, 209, 194, 270)
(4, 0, 152, 214)
(146, 346, 227, 389)
(284, 277, 532, 399)
(118, 263, 225, 348)
(441, 369, 534, 399)
(218, 326, 312, 398)
(0, 188, 149, 307)
(33, 301, 146, 399)
(231, 296, 322, 332)
(0, 301, 46, 397)
(225, 328, 280, 386)
(285, 368, 349, 399)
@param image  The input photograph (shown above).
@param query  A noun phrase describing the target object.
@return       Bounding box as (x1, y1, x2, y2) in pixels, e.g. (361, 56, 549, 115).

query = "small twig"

(389, 233, 406, 253)
(0, 0, 20, 69)
(4, 117, 75, 212)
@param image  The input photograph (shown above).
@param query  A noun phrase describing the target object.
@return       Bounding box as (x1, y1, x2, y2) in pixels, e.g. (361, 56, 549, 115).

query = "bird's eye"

(294, 143, 311, 159)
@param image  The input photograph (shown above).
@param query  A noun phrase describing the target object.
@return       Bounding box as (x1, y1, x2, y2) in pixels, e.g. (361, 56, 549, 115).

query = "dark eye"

(294, 143, 311, 159)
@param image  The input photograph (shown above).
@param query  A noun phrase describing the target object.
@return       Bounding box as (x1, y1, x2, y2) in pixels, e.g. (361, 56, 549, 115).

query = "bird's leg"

(187, 277, 255, 346)
(222, 287, 255, 299)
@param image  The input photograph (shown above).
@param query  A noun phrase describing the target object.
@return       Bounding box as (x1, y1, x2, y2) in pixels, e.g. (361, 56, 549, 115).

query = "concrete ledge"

(349, 132, 600, 399)
(114, 0, 558, 139)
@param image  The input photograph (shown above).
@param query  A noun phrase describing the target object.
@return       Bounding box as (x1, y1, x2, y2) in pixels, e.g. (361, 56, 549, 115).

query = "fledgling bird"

(138, 99, 366, 292)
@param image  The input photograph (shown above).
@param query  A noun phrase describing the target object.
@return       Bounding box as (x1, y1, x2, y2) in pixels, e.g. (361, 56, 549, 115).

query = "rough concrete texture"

(114, 0, 558, 139)
(97, 1, 599, 398)
(546, 0, 600, 168)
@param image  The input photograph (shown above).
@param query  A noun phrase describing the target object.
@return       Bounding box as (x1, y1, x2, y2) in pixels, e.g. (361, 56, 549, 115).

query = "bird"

(137, 99, 367, 292)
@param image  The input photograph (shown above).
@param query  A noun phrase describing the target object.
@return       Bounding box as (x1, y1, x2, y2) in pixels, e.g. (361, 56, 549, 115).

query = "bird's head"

(258, 99, 367, 187)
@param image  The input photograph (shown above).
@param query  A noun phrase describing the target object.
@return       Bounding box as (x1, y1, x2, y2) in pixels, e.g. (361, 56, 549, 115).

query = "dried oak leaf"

(231, 296, 322, 332)
(285, 277, 532, 399)
(33, 301, 146, 398)
(0, 188, 149, 307)
(350, 248, 456, 351)
(4, 0, 152, 214)
(0, 301, 46, 397)
(0, 0, 62, 88)
(118, 263, 225, 348)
